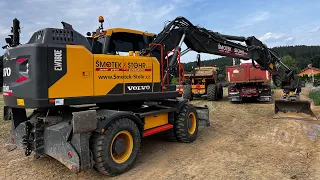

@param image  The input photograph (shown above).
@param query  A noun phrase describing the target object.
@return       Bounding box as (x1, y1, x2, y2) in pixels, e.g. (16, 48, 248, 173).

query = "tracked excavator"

(1, 16, 317, 176)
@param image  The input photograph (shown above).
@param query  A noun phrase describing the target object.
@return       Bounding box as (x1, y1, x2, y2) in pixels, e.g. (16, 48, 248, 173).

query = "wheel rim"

(188, 112, 197, 134)
(110, 130, 133, 164)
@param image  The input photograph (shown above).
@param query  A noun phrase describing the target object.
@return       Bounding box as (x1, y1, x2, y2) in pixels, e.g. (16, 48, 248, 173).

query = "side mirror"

(87, 32, 91, 36)
(196, 54, 201, 67)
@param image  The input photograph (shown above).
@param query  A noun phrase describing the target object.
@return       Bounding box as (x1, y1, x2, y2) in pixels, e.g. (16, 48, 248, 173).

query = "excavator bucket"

(273, 99, 318, 121)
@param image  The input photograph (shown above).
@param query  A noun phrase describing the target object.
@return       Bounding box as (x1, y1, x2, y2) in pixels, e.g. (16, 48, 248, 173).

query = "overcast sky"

(1, 0, 320, 62)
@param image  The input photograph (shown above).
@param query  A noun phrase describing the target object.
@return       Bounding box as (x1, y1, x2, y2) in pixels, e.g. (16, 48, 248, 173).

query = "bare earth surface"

(1, 88, 320, 180)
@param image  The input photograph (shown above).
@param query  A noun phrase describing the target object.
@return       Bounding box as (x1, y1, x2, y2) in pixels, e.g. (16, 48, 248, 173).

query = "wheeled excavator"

(1, 16, 317, 177)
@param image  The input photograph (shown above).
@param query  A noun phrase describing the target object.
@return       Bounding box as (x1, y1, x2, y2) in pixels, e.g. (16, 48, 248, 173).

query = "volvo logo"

(127, 85, 151, 91)
(3, 67, 12, 77)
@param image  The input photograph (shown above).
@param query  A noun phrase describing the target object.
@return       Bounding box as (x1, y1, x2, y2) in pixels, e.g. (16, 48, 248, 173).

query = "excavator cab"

(85, 16, 156, 55)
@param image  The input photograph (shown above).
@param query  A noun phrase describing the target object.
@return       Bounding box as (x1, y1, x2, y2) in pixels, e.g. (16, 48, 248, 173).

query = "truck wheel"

(174, 103, 199, 143)
(207, 84, 217, 101)
(217, 84, 223, 100)
(182, 84, 193, 101)
(91, 118, 141, 176)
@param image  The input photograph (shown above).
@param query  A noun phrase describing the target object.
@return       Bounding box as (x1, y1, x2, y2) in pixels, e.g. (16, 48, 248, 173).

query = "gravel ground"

(0, 88, 320, 180)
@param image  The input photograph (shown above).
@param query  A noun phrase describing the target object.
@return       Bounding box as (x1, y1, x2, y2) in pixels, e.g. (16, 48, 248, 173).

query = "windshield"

(108, 32, 148, 54)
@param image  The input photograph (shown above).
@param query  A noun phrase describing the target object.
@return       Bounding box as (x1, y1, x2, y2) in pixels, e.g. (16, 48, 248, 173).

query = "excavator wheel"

(207, 84, 217, 101)
(174, 103, 199, 143)
(91, 118, 141, 176)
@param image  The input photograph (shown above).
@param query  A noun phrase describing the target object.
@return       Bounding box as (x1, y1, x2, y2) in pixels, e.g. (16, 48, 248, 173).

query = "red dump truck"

(226, 62, 272, 103)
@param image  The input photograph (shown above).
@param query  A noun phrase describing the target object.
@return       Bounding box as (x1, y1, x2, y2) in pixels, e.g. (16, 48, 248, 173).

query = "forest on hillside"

(181, 45, 320, 81)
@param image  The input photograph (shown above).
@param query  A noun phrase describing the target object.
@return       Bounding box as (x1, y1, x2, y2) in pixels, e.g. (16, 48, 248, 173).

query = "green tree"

(315, 73, 320, 81)
(218, 74, 226, 81)
(301, 74, 310, 82)
(281, 55, 299, 73)
(170, 77, 178, 85)
(311, 55, 320, 68)
(296, 57, 311, 70)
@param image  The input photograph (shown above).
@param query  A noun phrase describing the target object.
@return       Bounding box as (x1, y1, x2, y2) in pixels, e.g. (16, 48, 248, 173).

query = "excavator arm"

(142, 16, 300, 93)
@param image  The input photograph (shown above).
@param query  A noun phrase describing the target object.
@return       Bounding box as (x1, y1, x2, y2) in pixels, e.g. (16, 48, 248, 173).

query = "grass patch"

(310, 91, 320, 106)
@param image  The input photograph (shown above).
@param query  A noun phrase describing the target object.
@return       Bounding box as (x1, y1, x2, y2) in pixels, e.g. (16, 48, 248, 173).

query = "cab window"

(107, 32, 147, 54)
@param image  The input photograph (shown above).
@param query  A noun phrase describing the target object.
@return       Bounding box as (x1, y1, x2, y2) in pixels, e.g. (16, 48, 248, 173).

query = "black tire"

(217, 84, 223, 100)
(163, 128, 177, 142)
(207, 84, 217, 101)
(91, 118, 141, 176)
(174, 103, 199, 143)
(182, 84, 193, 101)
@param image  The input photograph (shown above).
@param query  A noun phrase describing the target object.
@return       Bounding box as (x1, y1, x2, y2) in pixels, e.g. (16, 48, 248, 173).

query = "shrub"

(171, 77, 178, 85)
(270, 83, 281, 89)
(310, 91, 320, 106)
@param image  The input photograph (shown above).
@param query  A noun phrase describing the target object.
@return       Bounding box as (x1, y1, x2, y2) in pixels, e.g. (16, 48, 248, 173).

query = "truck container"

(226, 62, 272, 103)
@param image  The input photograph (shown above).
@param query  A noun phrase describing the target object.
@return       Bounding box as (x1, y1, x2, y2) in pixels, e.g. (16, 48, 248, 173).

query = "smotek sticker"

(95, 60, 151, 72)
